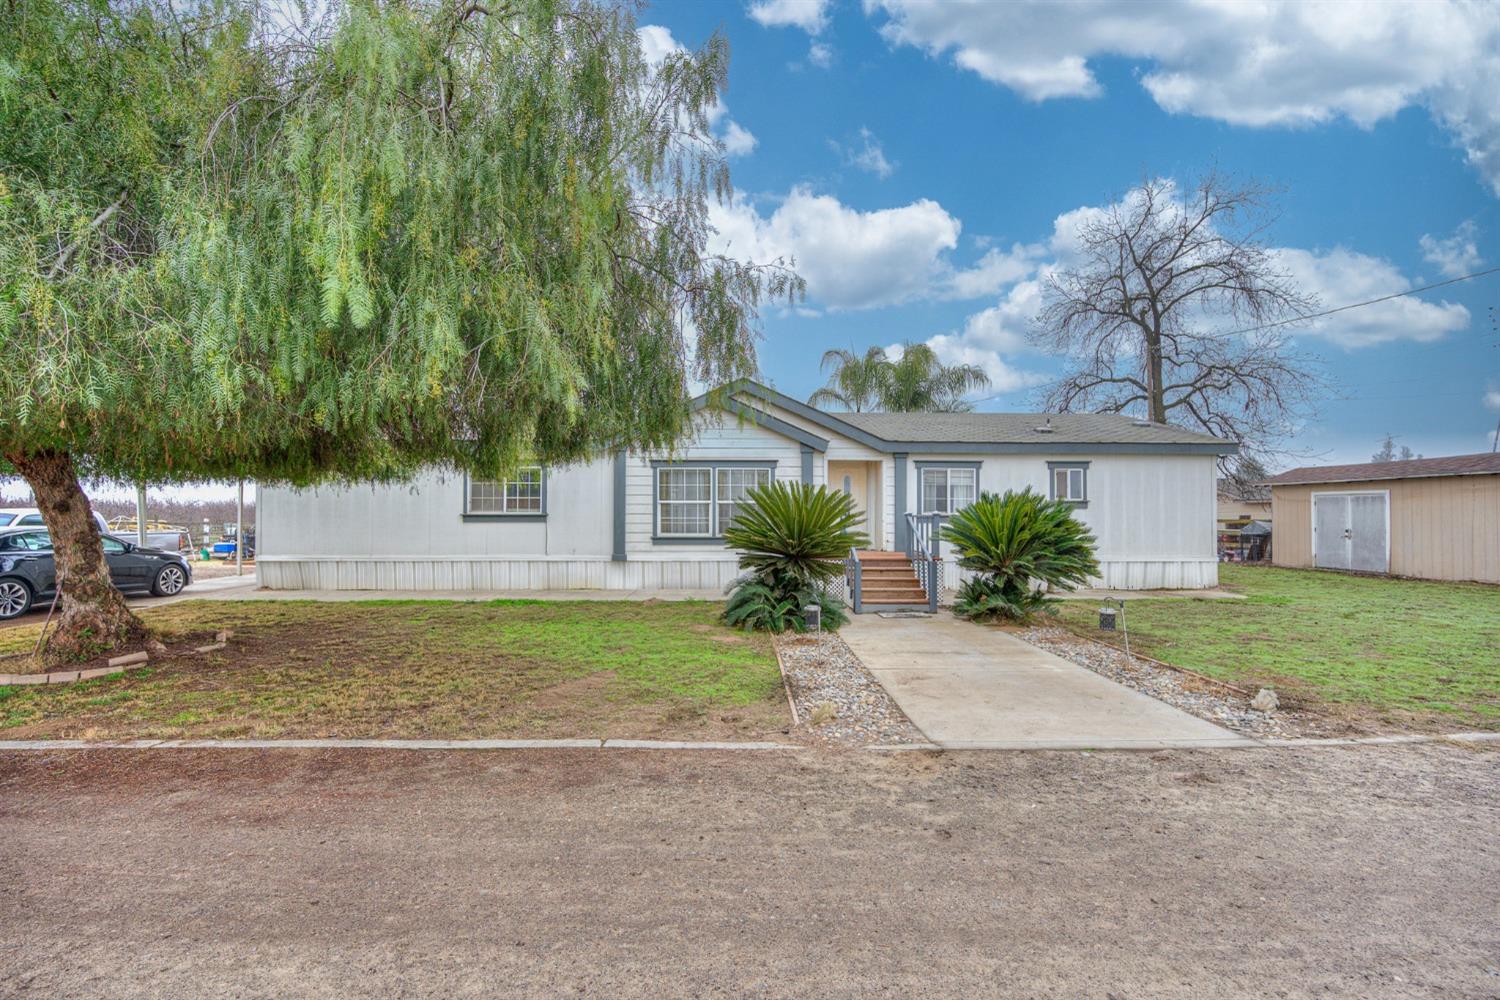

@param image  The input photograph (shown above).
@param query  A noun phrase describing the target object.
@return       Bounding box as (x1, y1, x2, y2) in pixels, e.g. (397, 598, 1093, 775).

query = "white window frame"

(1047, 462, 1089, 506)
(916, 464, 979, 515)
(464, 466, 546, 517)
(653, 462, 774, 540)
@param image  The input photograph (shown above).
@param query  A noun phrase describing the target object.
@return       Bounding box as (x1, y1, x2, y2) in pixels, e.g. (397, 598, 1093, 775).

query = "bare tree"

(1032, 173, 1324, 463)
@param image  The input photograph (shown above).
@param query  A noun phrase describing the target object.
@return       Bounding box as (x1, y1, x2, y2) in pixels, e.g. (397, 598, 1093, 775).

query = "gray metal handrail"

(903, 512, 944, 612)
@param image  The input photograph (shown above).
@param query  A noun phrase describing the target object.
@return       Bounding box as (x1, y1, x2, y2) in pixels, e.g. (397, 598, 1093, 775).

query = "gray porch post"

(800, 445, 814, 484)
(612, 451, 627, 562)
(893, 452, 909, 552)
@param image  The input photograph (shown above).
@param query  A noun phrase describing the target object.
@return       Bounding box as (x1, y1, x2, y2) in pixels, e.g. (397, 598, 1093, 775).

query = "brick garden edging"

(0, 664, 130, 686)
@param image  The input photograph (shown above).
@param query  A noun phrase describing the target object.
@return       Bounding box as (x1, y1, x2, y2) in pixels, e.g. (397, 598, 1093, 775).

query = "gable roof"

(697, 380, 1237, 456)
(1264, 452, 1500, 486)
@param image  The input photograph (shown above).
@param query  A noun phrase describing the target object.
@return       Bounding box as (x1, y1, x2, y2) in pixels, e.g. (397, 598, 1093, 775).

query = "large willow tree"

(0, 0, 796, 662)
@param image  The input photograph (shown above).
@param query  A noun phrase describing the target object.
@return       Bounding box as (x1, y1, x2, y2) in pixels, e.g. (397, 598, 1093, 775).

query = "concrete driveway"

(840, 611, 1257, 750)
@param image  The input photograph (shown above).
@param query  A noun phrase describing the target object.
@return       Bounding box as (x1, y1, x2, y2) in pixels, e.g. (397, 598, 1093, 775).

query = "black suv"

(0, 528, 193, 619)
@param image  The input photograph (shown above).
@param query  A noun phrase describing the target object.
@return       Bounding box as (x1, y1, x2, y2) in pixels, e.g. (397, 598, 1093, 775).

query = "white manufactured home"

(257, 380, 1237, 602)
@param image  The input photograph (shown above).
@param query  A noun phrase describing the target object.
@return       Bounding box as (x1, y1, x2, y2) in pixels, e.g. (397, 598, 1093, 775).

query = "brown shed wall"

(1271, 474, 1500, 583)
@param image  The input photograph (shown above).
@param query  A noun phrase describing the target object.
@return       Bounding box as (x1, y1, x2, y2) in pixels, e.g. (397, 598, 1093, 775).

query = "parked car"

(0, 507, 109, 533)
(0, 528, 193, 620)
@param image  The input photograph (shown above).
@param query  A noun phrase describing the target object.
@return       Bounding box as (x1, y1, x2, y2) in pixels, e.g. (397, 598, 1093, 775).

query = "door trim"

(1310, 489, 1390, 572)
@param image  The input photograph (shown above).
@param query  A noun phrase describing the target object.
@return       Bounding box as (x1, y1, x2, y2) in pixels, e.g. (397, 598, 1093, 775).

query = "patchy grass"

(1053, 565, 1500, 730)
(0, 599, 787, 741)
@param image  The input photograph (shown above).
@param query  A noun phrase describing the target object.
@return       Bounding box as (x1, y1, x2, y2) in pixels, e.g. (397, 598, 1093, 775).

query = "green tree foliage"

(0, 0, 796, 660)
(808, 341, 990, 413)
(807, 346, 889, 412)
(941, 489, 1100, 622)
(721, 481, 867, 632)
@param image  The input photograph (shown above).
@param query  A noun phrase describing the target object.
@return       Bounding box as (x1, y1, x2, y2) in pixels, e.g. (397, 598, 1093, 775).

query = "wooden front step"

(852, 550, 931, 610)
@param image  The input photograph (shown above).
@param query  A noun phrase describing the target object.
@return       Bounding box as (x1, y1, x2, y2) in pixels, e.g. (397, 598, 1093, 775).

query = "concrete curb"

(0, 733, 1492, 753)
(1261, 732, 1500, 748)
(0, 738, 801, 752)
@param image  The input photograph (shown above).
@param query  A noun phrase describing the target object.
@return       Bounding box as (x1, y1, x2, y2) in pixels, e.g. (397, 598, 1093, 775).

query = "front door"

(1312, 492, 1388, 574)
(828, 460, 878, 547)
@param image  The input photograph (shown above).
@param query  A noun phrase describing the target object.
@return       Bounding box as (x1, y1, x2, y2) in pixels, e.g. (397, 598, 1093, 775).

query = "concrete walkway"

(840, 611, 1257, 750)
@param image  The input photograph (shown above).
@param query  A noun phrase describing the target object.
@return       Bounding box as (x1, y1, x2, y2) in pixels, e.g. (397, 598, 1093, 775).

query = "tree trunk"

(1144, 331, 1167, 423)
(5, 449, 147, 663)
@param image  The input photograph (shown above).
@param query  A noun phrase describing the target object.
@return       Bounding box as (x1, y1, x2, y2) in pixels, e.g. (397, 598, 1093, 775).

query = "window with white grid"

(919, 467, 977, 514)
(716, 467, 772, 533)
(467, 466, 544, 515)
(657, 467, 712, 536)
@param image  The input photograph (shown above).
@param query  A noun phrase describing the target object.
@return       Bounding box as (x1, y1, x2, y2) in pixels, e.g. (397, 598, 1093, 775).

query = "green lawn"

(1053, 565, 1500, 729)
(0, 599, 787, 740)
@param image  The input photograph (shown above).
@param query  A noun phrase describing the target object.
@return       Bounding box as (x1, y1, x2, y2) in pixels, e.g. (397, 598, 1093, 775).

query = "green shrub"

(721, 482, 868, 632)
(941, 489, 1100, 623)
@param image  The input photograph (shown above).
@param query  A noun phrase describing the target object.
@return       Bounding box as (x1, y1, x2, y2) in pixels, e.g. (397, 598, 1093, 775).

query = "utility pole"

(235, 479, 245, 576)
(135, 484, 147, 547)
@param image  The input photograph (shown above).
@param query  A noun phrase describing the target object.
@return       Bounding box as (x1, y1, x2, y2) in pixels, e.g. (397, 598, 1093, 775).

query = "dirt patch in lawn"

(0, 599, 790, 741)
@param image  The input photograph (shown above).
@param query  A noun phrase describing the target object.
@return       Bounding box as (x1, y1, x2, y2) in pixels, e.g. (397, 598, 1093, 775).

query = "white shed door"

(1313, 492, 1388, 574)
(1348, 493, 1389, 573)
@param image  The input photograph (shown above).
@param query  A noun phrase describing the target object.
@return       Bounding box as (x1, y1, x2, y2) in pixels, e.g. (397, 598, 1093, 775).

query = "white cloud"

(639, 25, 758, 159)
(1485, 388, 1500, 411)
(866, 0, 1500, 194)
(709, 187, 962, 310)
(721, 121, 759, 157)
(748, 0, 832, 34)
(1274, 247, 1471, 348)
(807, 42, 834, 68)
(708, 186, 1052, 310)
(636, 24, 682, 67)
(911, 190, 1474, 390)
(832, 127, 896, 179)
(1419, 220, 1484, 279)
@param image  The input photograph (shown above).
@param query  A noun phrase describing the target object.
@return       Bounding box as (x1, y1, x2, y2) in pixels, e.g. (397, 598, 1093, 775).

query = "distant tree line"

(0, 488, 254, 536)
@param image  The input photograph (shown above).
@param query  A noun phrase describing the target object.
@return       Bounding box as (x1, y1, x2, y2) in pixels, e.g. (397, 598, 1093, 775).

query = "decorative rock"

(1251, 688, 1280, 713)
(772, 632, 926, 747)
(107, 650, 149, 668)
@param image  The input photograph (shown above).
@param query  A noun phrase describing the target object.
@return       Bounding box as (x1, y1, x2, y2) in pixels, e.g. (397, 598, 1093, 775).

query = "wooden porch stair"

(852, 550, 930, 609)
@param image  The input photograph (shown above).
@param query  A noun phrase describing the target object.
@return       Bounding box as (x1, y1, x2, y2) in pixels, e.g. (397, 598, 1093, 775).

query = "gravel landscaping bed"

(1017, 624, 1305, 740)
(774, 631, 927, 746)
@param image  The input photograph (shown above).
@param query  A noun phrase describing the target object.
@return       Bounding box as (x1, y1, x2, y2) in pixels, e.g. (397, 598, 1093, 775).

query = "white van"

(0, 508, 111, 533)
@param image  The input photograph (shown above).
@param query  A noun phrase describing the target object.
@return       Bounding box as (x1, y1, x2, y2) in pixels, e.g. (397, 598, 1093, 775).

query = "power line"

(970, 263, 1500, 407)
(1217, 264, 1500, 339)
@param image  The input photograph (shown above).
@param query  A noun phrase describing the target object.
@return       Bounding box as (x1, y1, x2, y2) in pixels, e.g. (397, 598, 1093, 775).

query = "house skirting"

(257, 555, 1217, 593)
(255, 556, 743, 592)
(946, 559, 1219, 592)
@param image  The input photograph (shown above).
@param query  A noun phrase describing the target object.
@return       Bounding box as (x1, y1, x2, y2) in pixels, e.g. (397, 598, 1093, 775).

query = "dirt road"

(2, 745, 1497, 998)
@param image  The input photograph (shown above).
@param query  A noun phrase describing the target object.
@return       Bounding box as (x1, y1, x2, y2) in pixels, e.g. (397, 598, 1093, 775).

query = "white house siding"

(902, 453, 1219, 590)
(257, 392, 1221, 593)
(740, 395, 893, 548)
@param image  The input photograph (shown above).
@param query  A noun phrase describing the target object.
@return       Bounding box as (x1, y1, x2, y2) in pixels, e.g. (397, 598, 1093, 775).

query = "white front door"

(1312, 491, 1389, 574)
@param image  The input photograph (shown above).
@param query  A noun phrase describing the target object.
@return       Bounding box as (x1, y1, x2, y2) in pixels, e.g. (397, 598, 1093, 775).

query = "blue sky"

(647, 0, 1500, 468)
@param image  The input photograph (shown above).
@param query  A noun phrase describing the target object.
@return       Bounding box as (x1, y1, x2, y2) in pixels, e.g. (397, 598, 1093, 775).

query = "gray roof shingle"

(835, 411, 1234, 448)
(1264, 452, 1500, 486)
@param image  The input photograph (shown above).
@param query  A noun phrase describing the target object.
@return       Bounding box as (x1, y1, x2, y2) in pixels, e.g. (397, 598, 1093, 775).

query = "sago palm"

(941, 489, 1100, 622)
(721, 482, 869, 631)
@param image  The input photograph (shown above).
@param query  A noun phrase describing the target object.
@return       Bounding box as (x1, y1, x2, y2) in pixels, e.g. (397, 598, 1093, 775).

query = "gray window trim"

(1047, 460, 1090, 507)
(650, 460, 777, 542)
(461, 468, 548, 522)
(914, 461, 982, 515)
